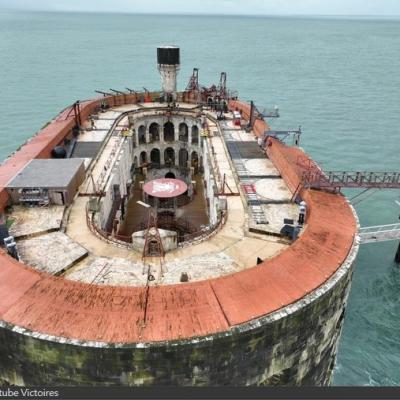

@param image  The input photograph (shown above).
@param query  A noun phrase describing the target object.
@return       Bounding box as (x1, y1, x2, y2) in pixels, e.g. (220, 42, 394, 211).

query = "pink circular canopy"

(143, 178, 188, 198)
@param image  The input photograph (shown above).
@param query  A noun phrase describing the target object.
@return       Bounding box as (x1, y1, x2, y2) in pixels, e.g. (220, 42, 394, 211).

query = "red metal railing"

(302, 170, 400, 190)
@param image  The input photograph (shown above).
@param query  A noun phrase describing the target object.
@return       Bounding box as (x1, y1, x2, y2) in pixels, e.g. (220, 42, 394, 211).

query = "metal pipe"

(110, 89, 125, 95)
(95, 90, 112, 96)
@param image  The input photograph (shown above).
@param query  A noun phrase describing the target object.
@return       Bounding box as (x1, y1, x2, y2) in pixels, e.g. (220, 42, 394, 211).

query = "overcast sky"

(0, 0, 399, 16)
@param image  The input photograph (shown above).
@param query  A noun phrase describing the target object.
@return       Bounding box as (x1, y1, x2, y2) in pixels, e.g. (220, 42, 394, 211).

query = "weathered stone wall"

(0, 244, 356, 386)
(99, 136, 134, 231)
(131, 115, 202, 167)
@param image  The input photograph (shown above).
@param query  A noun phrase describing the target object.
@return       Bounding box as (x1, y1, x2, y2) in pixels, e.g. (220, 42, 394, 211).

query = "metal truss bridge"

(302, 170, 400, 190)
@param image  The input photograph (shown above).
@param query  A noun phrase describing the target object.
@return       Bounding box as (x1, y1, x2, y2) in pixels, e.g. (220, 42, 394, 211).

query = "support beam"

(72, 101, 82, 127)
(247, 100, 256, 131)
(218, 72, 227, 99)
(95, 90, 112, 96)
(185, 68, 199, 92)
(395, 242, 400, 263)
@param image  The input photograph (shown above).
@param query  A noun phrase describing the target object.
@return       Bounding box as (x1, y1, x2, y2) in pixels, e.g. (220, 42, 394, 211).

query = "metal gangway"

(303, 171, 400, 191)
(359, 223, 400, 244)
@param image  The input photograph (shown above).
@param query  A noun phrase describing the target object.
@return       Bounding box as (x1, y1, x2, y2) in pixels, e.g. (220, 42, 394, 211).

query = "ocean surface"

(0, 10, 399, 386)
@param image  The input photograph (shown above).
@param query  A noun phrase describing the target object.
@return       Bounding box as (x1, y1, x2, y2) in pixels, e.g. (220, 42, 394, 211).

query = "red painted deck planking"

(141, 283, 230, 342)
(0, 97, 357, 343)
(0, 254, 42, 316)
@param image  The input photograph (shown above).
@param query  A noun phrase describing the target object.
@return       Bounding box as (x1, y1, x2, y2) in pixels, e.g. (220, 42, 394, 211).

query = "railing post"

(395, 242, 400, 263)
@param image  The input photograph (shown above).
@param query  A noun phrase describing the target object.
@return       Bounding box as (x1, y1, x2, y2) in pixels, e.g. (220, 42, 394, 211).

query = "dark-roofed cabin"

(6, 159, 85, 206)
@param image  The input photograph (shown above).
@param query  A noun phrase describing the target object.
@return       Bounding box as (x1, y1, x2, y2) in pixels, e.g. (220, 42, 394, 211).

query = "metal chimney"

(157, 46, 180, 101)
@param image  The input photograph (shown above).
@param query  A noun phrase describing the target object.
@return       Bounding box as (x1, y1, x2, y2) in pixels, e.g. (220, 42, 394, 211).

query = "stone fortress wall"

(0, 93, 359, 386)
(0, 243, 357, 386)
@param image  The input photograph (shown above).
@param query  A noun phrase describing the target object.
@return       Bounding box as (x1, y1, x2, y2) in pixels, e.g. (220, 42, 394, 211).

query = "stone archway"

(191, 151, 199, 174)
(179, 148, 189, 169)
(165, 171, 175, 179)
(163, 121, 175, 142)
(140, 151, 147, 165)
(164, 147, 175, 166)
(192, 125, 199, 144)
(150, 148, 161, 167)
(149, 122, 160, 142)
(179, 122, 188, 142)
(138, 125, 146, 145)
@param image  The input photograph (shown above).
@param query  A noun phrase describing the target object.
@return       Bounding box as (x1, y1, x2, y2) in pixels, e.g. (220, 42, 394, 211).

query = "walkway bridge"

(359, 223, 400, 244)
(302, 170, 400, 191)
(358, 199, 400, 262)
(293, 156, 400, 259)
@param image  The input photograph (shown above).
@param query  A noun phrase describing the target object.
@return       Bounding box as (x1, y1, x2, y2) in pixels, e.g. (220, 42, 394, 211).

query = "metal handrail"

(302, 170, 400, 189)
(178, 210, 227, 248)
(85, 204, 132, 249)
(359, 223, 400, 234)
(359, 223, 400, 244)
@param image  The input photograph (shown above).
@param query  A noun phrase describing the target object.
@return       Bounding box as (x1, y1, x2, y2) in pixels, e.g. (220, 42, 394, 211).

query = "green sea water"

(0, 10, 399, 386)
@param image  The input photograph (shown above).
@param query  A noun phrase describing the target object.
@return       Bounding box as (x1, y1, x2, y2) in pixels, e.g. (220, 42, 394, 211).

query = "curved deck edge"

(0, 96, 358, 344)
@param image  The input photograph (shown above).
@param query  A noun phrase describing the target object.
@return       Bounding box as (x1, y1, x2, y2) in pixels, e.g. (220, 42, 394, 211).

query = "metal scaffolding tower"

(218, 72, 227, 99)
(142, 208, 165, 260)
(185, 68, 200, 92)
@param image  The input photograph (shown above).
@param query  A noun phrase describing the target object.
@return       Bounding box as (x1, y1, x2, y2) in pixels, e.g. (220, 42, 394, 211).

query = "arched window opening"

(150, 148, 161, 167)
(179, 148, 189, 169)
(192, 125, 199, 145)
(163, 121, 175, 142)
(140, 151, 147, 165)
(179, 122, 188, 142)
(164, 147, 175, 166)
(138, 125, 146, 145)
(191, 151, 199, 174)
(165, 171, 175, 179)
(149, 122, 160, 142)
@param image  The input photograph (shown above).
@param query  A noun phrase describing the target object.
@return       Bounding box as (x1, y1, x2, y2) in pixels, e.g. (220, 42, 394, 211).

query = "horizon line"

(1, 8, 400, 19)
